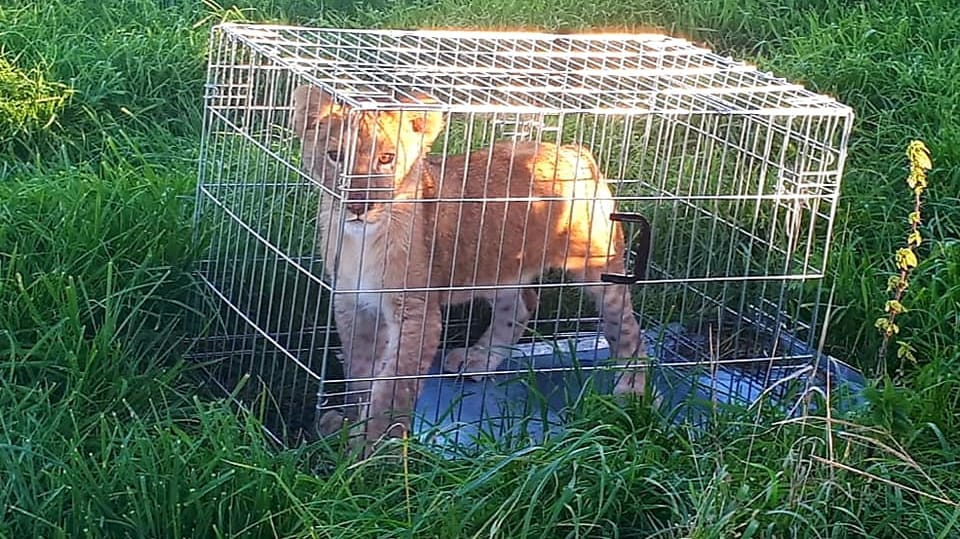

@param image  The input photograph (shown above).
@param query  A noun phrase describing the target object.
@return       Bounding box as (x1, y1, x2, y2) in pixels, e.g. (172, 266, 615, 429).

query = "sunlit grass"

(1, 0, 958, 536)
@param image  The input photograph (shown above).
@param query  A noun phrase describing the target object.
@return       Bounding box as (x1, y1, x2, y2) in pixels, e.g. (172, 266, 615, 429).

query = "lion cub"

(291, 84, 646, 450)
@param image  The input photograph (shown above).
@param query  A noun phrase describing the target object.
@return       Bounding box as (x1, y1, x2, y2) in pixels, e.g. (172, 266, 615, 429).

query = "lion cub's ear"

(399, 92, 445, 149)
(291, 84, 335, 138)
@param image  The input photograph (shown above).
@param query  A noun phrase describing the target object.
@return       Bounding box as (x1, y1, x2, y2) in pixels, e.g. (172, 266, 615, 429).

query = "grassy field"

(2, 0, 959, 537)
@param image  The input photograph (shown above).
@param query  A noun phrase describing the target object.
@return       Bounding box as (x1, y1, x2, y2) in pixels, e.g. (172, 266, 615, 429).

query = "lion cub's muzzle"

(342, 178, 393, 220)
(345, 201, 371, 217)
(343, 194, 389, 221)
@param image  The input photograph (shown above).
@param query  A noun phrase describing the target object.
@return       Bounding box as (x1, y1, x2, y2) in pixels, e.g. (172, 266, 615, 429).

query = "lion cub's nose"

(346, 201, 368, 216)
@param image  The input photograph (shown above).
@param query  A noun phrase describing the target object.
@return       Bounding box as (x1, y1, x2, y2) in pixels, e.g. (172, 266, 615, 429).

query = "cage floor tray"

(411, 324, 866, 454)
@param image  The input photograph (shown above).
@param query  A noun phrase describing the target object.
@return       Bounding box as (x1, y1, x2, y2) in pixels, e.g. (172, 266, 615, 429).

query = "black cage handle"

(600, 213, 652, 285)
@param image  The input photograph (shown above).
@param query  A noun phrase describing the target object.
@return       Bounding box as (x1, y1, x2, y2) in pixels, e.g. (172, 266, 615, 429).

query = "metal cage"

(190, 23, 858, 450)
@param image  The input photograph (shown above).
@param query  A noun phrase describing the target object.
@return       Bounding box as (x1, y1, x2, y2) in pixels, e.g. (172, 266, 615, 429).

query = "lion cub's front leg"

(364, 292, 442, 449)
(316, 298, 384, 443)
(362, 208, 443, 451)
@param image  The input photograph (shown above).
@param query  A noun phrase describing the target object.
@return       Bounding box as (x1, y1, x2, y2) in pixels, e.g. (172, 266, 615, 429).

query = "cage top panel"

(215, 23, 854, 117)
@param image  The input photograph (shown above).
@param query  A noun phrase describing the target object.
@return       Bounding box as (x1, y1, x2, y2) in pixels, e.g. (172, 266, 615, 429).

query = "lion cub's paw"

(612, 367, 664, 409)
(316, 409, 349, 436)
(613, 369, 647, 396)
(443, 347, 502, 382)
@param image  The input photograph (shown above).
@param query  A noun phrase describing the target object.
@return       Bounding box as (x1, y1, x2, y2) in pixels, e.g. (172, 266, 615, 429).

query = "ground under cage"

(189, 23, 864, 451)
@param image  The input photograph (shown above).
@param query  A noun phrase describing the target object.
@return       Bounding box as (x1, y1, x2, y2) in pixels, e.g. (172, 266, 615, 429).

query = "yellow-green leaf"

(907, 170, 920, 189)
(896, 248, 918, 270)
(907, 140, 932, 170)
(907, 230, 922, 247)
(886, 275, 901, 292)
(896, 341, 917, 363)
(885, 299, 906, 315)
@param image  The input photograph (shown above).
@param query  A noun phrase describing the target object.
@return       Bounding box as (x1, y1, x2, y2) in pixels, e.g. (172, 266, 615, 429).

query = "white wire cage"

(190, 23, 858, 449)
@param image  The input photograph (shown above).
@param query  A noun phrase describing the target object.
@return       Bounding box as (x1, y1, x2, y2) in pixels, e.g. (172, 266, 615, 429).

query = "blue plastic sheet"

(411, 323, 867, 455)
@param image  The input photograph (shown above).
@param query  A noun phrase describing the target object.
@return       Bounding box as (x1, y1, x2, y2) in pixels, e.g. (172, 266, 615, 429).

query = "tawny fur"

(291, 84, 646, 452)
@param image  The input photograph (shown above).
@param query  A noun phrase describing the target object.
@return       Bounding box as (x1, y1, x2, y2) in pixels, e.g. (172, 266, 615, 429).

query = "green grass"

(1, 0, 959, 536)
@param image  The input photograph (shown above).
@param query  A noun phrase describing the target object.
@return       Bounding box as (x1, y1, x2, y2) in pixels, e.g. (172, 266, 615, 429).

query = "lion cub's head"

(291, 85, 444, 222)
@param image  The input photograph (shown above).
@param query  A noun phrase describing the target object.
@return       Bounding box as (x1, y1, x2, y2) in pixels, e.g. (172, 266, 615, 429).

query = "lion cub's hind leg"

(443, 288, 538, 381)
(574, 264, 648, 397)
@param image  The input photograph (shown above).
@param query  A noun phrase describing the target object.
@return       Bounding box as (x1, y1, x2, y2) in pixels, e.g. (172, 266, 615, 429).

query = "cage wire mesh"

(190, 23, 864, 451)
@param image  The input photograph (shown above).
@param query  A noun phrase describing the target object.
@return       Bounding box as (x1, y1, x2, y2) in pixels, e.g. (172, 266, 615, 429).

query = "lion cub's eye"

(326, 150, 342, 162)
(377, 153, 396, 165)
